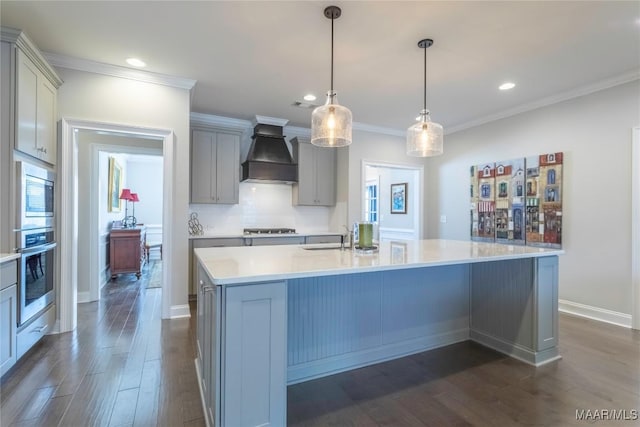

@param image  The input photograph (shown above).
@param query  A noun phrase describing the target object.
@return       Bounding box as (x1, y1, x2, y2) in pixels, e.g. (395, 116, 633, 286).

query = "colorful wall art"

(470, 152, 563, 248)
(495, 158, 525, 245)
(471, 163, 496, 242)
(526, 153, 563, 248)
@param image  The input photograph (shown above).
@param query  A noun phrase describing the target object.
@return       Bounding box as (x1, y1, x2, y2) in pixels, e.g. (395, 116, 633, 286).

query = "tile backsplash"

(190, 182, 331, 233)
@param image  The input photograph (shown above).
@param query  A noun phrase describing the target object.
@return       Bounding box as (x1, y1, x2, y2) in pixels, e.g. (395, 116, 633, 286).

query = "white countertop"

(189, 231, 343, 240)
(195, 239, 564, 285)
(0, 253, 20, 263)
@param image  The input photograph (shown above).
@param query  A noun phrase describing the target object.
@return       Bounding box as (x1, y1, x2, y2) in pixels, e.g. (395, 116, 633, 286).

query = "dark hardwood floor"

(1, 261, 205, 427)
(2, 265, 639, 426)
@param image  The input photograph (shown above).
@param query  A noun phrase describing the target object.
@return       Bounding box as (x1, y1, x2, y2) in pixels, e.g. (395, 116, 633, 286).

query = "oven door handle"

(18, 242, 57, 255)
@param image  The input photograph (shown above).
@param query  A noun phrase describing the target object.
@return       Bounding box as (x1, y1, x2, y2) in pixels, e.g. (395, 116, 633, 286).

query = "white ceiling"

(2, 1, 639, 132)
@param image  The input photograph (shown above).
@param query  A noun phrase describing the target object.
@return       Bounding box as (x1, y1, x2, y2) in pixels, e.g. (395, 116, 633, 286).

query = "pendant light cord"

(423, 43, 427, 112)
(330, 15, 334, 92)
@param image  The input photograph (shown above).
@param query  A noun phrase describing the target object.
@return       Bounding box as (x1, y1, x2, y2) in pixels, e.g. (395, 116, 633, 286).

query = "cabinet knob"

(37, 147, 47, 154)
(199, 280, 204, 285)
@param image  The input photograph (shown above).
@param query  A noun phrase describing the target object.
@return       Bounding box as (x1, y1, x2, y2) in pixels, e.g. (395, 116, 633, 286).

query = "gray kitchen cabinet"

(292, 137, 336, 206)
(245, 236, 305, 246)
(195, 258, 285, 427)
(0, 260, 18, 377)
(305, 234, 342, 244)
(1, 29, 62, 165)
(190, 128, 240, 204)
(196, 264, 220, 426)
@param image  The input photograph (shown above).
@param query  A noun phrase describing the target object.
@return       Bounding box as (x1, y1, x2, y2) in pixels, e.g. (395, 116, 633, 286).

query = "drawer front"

(0, 261, 18, 291)
(17, 304, 55, 358)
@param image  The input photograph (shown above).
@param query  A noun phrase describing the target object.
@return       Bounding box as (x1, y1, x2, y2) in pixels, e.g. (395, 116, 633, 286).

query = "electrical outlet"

(440, 215, 447, 223)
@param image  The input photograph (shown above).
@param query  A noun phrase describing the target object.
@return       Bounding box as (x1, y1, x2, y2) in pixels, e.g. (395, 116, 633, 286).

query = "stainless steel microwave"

(16, 161, 55, 231)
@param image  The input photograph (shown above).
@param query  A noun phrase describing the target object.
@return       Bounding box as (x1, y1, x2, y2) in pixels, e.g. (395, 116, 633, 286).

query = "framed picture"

(391, 182, 407, 214)
(108, 157, 122, 212)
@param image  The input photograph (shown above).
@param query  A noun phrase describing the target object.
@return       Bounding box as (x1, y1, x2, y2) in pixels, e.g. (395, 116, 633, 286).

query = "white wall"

(427, 80, 640, 315)
(56, 68, 190, 315)
(126, 156, 163, 226)
(191, 182, 331, 233)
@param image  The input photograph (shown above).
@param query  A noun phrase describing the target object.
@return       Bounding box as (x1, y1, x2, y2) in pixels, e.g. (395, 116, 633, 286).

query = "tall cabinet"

(291, 137, 337, 206)
(1, 28, 62, 165)
(1, 28, 62, 253)
(190, 128, 240, 204)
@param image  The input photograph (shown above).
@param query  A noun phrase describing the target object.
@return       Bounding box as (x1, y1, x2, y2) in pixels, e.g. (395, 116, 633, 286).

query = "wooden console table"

(109, 226, 146, 280)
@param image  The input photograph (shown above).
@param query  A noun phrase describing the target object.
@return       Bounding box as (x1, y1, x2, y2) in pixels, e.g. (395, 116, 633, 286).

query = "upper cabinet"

(1, 28, 62, 165)
(191, 128, 240, 204)
(292, 137, 336, 206)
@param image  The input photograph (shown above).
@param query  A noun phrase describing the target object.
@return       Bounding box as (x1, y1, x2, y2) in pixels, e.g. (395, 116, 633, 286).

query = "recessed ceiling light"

(499, 82, 516, 91)
(126, 58, 146, 68)
(303, 94, 316, 101)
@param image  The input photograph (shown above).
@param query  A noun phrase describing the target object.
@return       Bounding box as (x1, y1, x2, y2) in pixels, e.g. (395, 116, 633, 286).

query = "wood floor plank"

(132, 359, 161, 427)
(108, 387, 140, 427)
(9, 394, 73, 427)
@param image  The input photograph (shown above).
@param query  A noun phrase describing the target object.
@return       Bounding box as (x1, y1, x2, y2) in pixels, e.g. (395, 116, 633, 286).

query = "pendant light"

(407, 38, 443, 157)
(311, 6, 352, 147)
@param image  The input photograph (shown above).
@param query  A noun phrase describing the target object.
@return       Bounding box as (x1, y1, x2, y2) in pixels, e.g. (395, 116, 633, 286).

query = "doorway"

(58, 119, 175, 333)
(361, 161, 423, 241)
(76, 133, 163, 302)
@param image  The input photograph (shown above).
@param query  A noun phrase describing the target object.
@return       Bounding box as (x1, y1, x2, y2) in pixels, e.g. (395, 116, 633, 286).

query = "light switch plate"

(440, 215, 447, 223)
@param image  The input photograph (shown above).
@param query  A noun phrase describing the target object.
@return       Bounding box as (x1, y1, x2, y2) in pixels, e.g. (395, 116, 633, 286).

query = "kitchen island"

(194, 239, 563, 427)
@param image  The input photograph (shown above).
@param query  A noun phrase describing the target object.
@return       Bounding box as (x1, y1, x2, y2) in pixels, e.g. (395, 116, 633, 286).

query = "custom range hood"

(241, 121, 297, 183)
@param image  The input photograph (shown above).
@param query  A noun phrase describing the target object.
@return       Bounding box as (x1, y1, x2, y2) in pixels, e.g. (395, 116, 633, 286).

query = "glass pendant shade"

(406, 110, 443, 157)
(407, 38, 443, 157)
(311, 91, 352, 147)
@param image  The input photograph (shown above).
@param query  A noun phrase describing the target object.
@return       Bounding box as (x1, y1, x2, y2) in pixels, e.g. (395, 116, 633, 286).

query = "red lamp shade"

(119, 188, 132, 200)
(130, 193, 139, 202)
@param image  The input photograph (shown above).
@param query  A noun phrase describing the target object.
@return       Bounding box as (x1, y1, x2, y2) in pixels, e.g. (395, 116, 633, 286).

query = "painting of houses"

(495, 158, 525, 244)
(472, 164, 495, 242)
(470, 153, 562, 248)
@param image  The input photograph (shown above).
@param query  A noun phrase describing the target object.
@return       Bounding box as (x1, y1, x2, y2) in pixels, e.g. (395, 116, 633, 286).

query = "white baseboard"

(77, 291, 91, 304)
(559, 299, 631, 328)
(48, 320, 61, 335)
(170, 304, 191, 319)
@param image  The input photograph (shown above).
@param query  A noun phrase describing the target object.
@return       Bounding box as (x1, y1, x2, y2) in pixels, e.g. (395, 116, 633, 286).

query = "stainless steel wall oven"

(16, 161, 56, 326)
(18, 229, 56, 325)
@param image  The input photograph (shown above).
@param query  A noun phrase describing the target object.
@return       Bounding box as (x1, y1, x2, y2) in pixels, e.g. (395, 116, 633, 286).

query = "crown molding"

(446, 69, 640, 135)
(2, 27, 63, 87)
(253, 115, 289, 127)
(190, 112, 252, 132)
(42, 52, 196, 90)
(352, 122, 405, 138)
